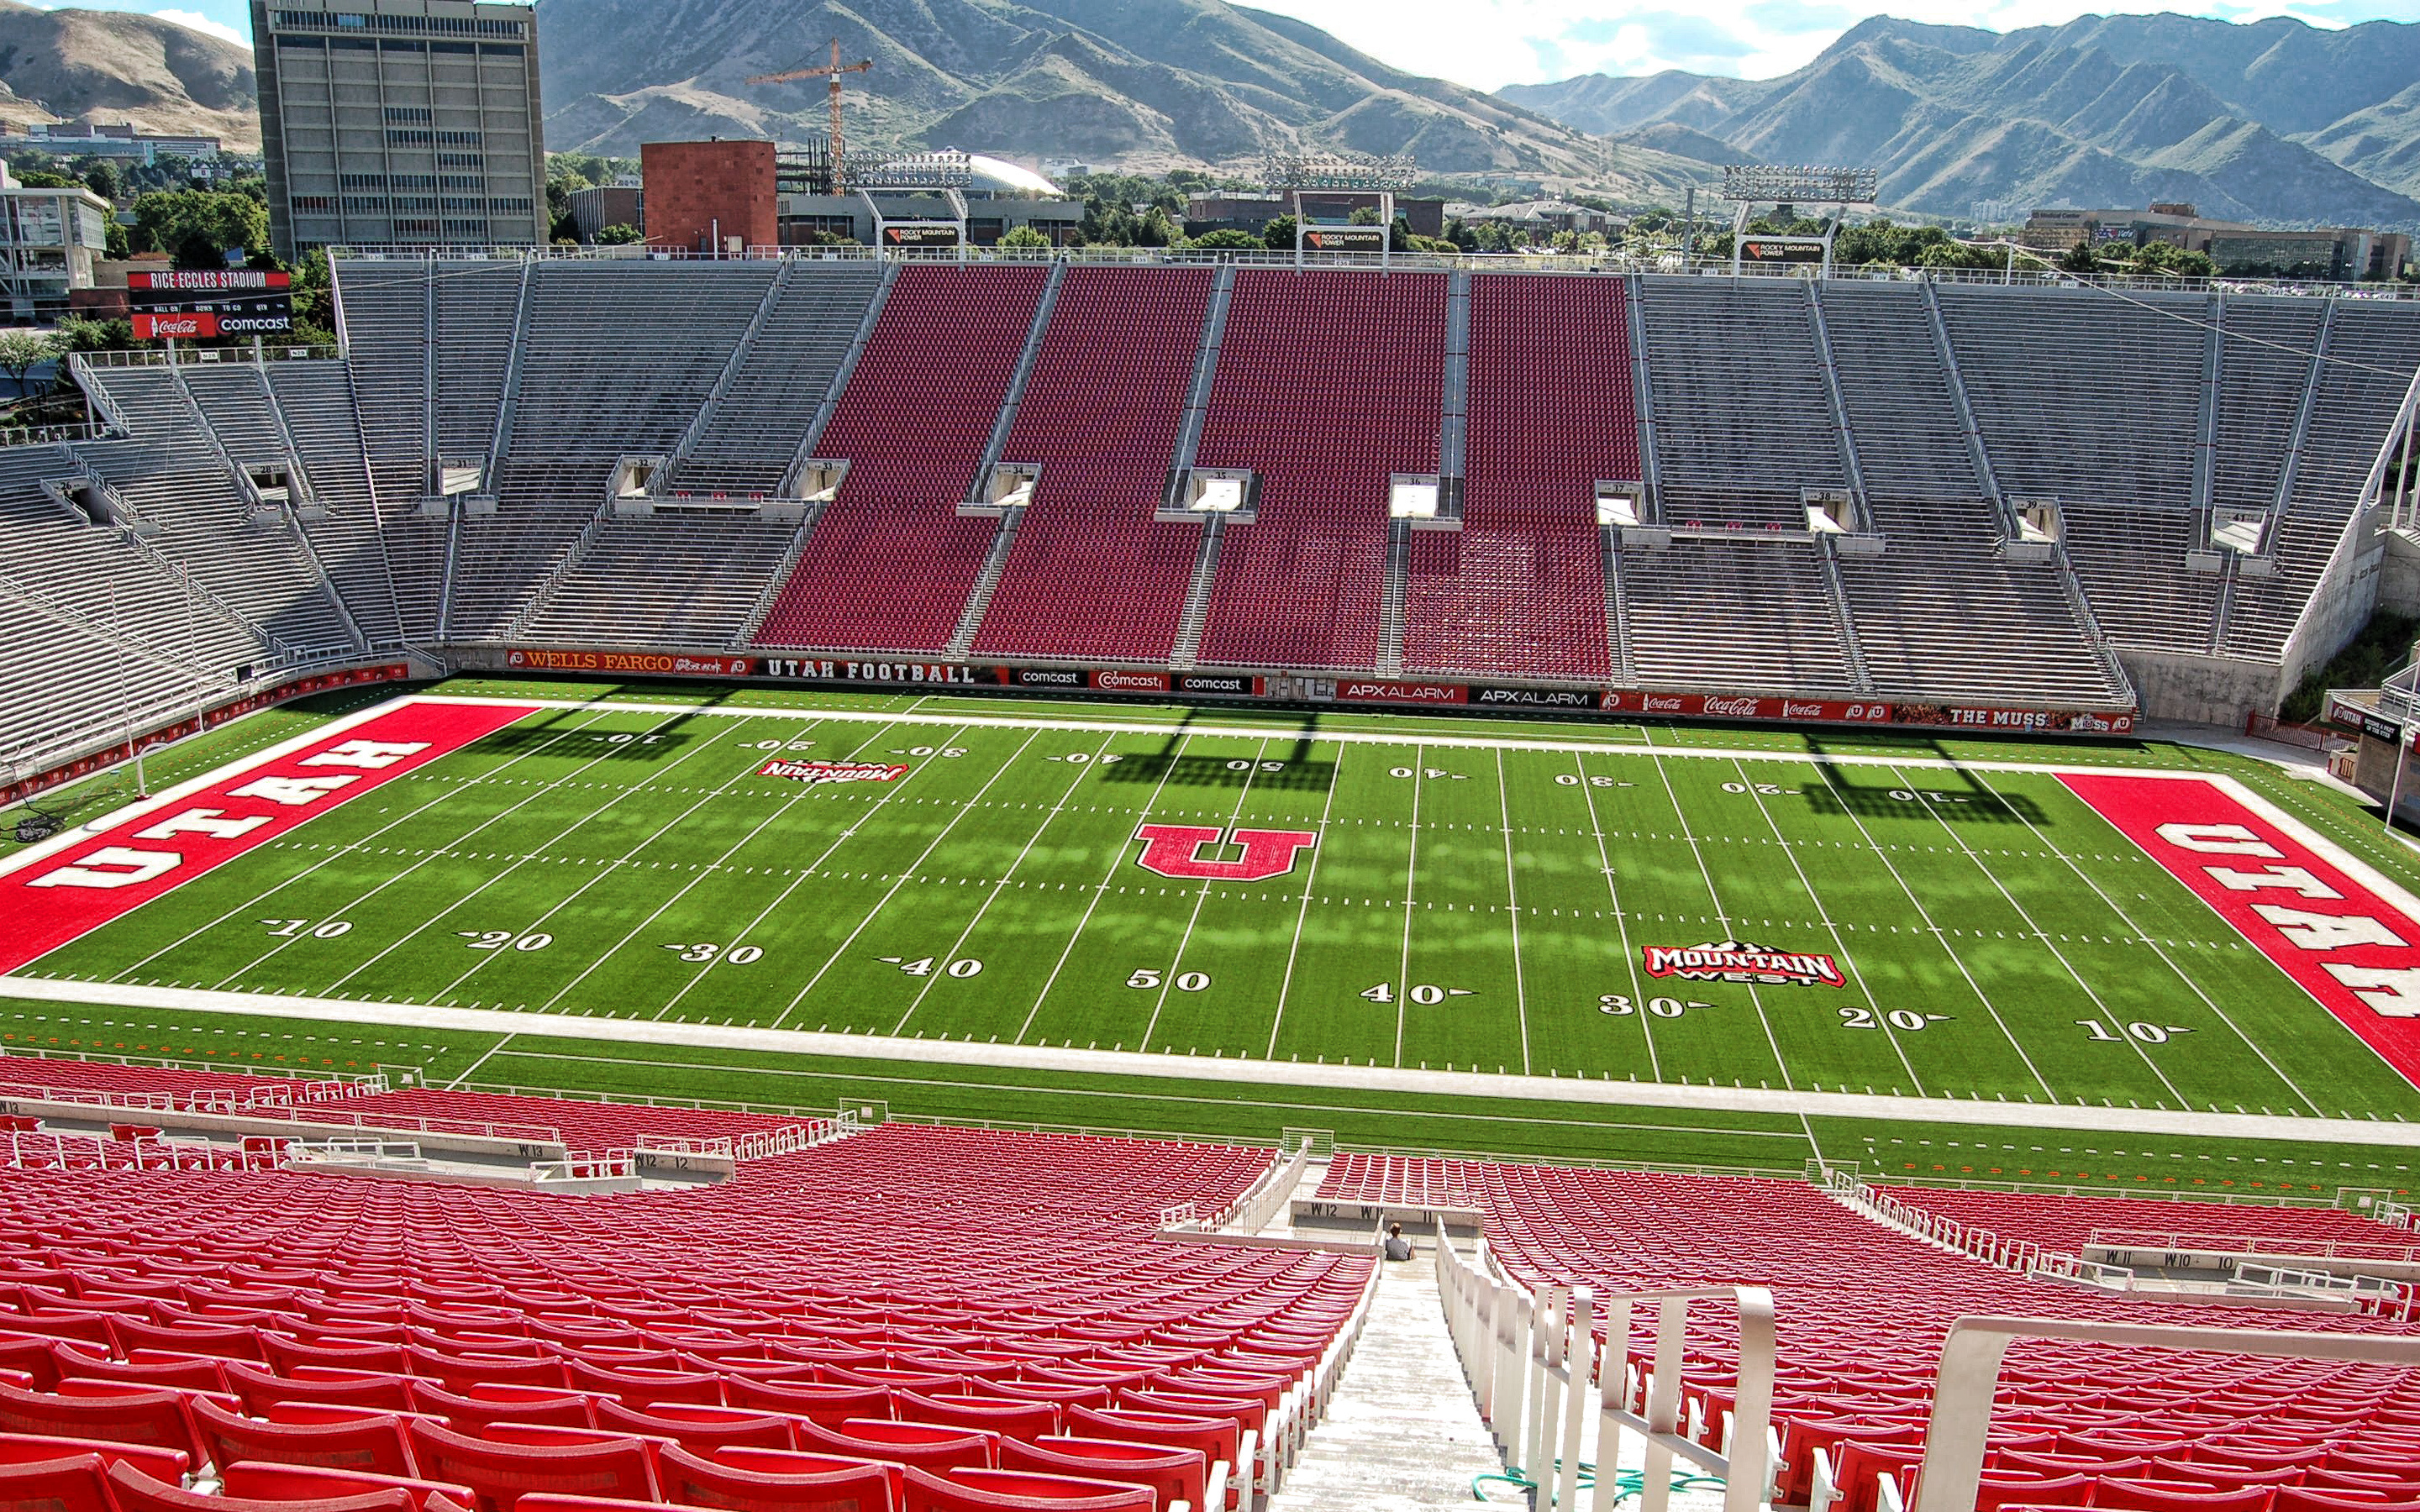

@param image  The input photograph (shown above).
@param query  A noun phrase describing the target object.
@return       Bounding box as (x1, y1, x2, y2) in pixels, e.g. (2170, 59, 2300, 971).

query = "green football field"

(7, 678, 2420, 1196)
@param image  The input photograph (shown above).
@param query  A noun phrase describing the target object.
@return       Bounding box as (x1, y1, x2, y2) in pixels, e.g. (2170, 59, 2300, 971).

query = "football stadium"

(3, 175, 2420, 1511)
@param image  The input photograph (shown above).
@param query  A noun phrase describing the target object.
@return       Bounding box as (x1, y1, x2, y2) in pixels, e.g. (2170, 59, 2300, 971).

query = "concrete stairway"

(1267, 1257, 1504, 1511)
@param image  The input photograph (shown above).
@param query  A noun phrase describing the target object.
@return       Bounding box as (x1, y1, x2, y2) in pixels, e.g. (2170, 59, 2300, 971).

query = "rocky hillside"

(0, 0, 256, 151)
(530, 0, 1710, 197)
(1500, 13, 2420, 225)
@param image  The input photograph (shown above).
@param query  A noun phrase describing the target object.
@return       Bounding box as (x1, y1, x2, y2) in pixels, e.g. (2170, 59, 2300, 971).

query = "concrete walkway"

(1268, 1257, 1506, 1511)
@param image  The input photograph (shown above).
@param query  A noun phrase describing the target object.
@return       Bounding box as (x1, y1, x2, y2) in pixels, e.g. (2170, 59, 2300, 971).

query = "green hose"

(1473, 1461, 1730, 1505)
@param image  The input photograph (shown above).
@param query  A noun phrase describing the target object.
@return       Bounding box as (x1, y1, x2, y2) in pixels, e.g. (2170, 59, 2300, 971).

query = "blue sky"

(31, 0, 2420, 88)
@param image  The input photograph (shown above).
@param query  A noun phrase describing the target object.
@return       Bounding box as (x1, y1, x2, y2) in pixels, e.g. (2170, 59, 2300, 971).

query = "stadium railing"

(1436, 1219, 1778, 1512)
(1905, 1317, 2420, 1512)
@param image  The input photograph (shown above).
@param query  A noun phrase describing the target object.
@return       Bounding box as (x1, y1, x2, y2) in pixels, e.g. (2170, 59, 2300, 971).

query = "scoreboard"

(129, 270, 294, 340)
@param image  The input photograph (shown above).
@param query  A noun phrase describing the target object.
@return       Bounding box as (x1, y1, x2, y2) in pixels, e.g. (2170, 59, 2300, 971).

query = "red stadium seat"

(105, 1462, 414, 1512)
(402, 1421, 659, 1512)
(2096, 1479, 2277, 1512)
(0, 1385, 204, 1468)
(659, 1444, 901, 1512)
(0, 1435, 187, 1486)
(0, 1452, 115, 1512)
(590, 1403, 794, 1453)
(890, 1395, 1055, 1445)
(193, 1396, 418, 1478)
(404, 1386, 596, 1433)
(900, 1467, 1150, 1512)
(792, 1422, 991, 1478)
(219, 1462, 474, 1512)
(998, 1436, 1203, 1510)
(723, 1383, 890, 1429)
(225, 1367, 416, 1418)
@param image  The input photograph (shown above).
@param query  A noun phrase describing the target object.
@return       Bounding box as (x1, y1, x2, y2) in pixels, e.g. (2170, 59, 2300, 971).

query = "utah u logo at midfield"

(1133, 824, 1317, 881)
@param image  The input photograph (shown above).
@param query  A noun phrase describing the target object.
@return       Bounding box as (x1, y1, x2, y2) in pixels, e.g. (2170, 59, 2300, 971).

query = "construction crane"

(747, 39, 873, 191)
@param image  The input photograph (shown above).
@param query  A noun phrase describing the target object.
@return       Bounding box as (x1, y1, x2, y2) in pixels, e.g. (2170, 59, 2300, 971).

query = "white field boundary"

(1, 974, 2413, 1147)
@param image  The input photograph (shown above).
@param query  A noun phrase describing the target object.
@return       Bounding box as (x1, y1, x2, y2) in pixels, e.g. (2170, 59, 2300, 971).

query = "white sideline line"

(2, 974, 2414, 1147)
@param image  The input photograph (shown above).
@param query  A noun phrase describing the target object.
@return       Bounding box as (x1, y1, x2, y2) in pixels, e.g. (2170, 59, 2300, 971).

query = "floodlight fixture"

(1720, 165, 1878, 206)
(1260, 152, 1418, 192)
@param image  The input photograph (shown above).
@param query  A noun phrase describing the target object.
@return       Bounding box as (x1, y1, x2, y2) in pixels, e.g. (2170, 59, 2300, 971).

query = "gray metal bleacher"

(446, 262, 775, 640)
(1618, 538, 1857, 692)
(267, 360, 408, 649)
(521, 512, 800, 646)
(1636, 276, 1848, 525)
(74, 365, 354, 659)
(330, 260, 446, 643)
(674, 261, 882, 496)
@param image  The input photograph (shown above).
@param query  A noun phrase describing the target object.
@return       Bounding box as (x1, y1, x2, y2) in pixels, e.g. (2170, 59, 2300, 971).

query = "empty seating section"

(330, 262, 445, 643)
(755, 265, 1048, 653)
(673, 264, 884, 497)
(324, 1085, 815, 1162)
(2062, 505, 2223, 654)
(1403, 273, 1624, 680)
(1636, 277, 1844, 526)
(449, 265, 773, 640)
(1195, 270, 1444, 670)
(1838, 500, 2126, 704)
(1816, 283, 1981, 501)
(1879, 1185, 2417, 1259)
(1332, 1154, 2420, 1503)
(521, 515, 798, 648)
(75, 370, 350, 658)
(266, 364, 407, 649)
(0, 1056, 302, 1105)
(975, 265, 1214, 662)
(2222, 302, 2420, 660)
(182, 367, 290, 465)
(1620, 541, 1854, 691)
(0, 1097, 1371, 1511)
(2209, 299, 2324, 515)
(429, 265, 522, 460)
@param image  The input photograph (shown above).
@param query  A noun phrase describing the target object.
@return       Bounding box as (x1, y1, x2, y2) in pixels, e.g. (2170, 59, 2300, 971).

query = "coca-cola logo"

(1642, 695, 1682, 712)
(1781, 701, 1826, 719)
(1702, 696, 1764, 718)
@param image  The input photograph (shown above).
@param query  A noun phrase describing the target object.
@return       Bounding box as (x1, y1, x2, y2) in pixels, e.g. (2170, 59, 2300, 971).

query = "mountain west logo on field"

(1134, 824, 1316, 882)
(757, 759, 909, 785)
(1643, 940, 1846, 988)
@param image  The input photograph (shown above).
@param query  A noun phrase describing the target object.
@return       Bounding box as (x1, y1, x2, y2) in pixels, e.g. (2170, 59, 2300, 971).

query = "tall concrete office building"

(250, 0, 545, 259)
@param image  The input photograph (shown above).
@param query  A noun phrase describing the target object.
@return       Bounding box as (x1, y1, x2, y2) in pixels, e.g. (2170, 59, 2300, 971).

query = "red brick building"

(642, 140, 777, 255)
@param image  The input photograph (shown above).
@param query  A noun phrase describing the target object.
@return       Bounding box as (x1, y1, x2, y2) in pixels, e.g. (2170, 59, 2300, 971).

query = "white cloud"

(1241, 0, 2405, 91)
(149, 8, 247, 45)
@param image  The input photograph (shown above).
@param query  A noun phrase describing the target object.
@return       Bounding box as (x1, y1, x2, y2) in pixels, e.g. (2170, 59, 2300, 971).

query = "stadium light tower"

(1261, 152, 1418, 270)
(1718, 164, 1879, 278)
(748, 39, 873, 191)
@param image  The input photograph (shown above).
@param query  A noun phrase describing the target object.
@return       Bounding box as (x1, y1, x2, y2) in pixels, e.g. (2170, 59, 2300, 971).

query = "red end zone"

(1, 700, 533, 975)
(2060, 772, 2420, 1087)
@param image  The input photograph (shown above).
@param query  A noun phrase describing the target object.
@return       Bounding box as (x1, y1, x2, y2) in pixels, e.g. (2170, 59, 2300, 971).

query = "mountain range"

(1498, 14, 2420, 226)
(0, 0, 256, 150)
(528, 0, 1709, 199)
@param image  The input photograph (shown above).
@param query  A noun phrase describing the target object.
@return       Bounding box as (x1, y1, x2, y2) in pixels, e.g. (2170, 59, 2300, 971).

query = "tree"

(997, 225, 1050, 251)
(133, 190, 271, 263)
(13, 170, 74, 190)
(2127, 239, 2217, 279)
(2059, 240, 2100, 276)
(594, 223, 644, 245)
(83, 163, 118, 202)
(1261, 216, 1297, 251)
(54, 316, 133, 360)
(103, 218, 129, 260)
(1188, 228, 1260, 250)
(0, 329, 55, 401)
(173, 228, 227, 270)
(290, 248, 334, 334)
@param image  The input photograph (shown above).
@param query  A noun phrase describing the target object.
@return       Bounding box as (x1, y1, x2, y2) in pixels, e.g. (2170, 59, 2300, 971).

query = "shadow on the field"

(1798, 738, 2047, 824)
(466, 682, 731, 762)
(1097, 713, 1335, 789)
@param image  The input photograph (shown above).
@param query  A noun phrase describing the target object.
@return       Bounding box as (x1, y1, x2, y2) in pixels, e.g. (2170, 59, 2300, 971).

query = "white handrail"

(1910, 1318, 2420, 1512)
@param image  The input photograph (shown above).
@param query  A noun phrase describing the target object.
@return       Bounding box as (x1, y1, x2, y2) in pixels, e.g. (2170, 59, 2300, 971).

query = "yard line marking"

(1886, 762, 2190, 1110)
(889, 731, 1115, 1036)
(1797, 760, 2057, 1100)
(1016, 733, 1196, 1046)
(654, 725, 966, 1022)
(102, 707, 618, 982)
(15, 974, 2412, 1148)
(310, 711, 749, 996)
(1265, 742, 1347, 1060)
(1974, 767, 2327, 1116)
(429, 718, 831, 1003)
(1394, 743, 1424, 1068)
(1141, 739, 1272, 1054)
(1572, 749, 1661, 1083)
(447, 1032, 516, 1089)
(523, 717, 840, 1012)
(1727, 758, 1928, 1095)
(1495, 749, 1532, 1078)
(1647, 752, 1797, 1089)
(767, 727, 1042, 1031)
